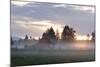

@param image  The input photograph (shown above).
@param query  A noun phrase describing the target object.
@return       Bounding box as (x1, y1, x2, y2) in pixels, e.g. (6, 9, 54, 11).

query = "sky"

(11, 0, 95, 39)
(11, 0, 95, 5)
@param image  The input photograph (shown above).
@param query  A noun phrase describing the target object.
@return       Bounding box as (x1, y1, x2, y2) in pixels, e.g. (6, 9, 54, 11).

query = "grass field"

(11, 48, 95, 66)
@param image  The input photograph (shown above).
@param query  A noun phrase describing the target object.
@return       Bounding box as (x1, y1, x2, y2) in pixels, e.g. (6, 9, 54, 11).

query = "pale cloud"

(53, 4, 95, 13)
(53, 4, 67, 8)
(71, 5, 95, 13)
(11, 0, 95, 5)
(11, 18, 63, 38)
(11, 1, 30, 6)
(14, 20, 63, 32)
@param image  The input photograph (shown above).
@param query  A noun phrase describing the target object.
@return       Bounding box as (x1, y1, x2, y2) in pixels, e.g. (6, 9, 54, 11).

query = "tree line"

(11, 25, 95, 45)
(40, 25, 95, 42)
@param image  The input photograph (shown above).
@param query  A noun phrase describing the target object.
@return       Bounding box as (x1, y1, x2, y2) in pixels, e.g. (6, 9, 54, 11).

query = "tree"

(24, 35, 28, 40)
(42, 33, 47, 39)
(41, 27, 56, 45)
(61, 26, 69, 41)
(91, 32, 95, 41)
(11, 37, 13, 45)
(46, 27, 56, 40)
(61, 25, 76, 41)
(56, 28, 60, 41)
(87, 34, 90, 40)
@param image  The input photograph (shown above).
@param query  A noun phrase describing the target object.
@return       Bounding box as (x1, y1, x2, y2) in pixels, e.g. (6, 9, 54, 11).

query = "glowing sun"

(75, 35, 92, 41)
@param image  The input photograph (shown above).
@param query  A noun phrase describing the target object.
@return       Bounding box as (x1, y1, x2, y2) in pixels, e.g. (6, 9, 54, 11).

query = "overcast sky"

(11, 1, 95, 38)
(12, 0, 95, 5)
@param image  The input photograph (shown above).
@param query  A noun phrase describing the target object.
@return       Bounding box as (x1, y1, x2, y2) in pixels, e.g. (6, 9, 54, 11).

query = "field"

(11, 43, 95, 66)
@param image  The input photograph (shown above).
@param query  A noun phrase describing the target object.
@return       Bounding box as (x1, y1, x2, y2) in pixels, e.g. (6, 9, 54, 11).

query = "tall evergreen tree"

(41, 27, 56, 45)
(24, 35, 28, 40)
(46, 27, 56, 40)
(61, 25, 75, 41)
(61, 26, 69, 41)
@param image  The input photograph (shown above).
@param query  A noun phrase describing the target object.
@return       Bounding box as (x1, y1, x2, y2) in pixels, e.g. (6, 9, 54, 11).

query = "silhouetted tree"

(87, 34, 90, 37)
(87, 34, 90, 40)
(41, 27, 56, 45)
(61, 26, 68, 41)
(61, 25, 76, 41)
(91, 32, 95, 41)
(24, 35, 28, 40)
(46, 27, 56, 40)
(39, 32, 51, 47)
(42, 33, 47, 38)
(11, 37, 13, 45)
(56, 28, 60, 41)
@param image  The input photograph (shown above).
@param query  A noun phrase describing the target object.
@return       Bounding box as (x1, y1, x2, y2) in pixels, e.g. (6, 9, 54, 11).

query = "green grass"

(11, 53, 95, 66)
(11, 48, 95, 66)
(11, 55, 63, 66)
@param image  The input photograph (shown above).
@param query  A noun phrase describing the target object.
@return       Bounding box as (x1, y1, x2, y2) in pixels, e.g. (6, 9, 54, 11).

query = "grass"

(11, 49, 95, 66)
